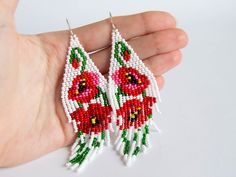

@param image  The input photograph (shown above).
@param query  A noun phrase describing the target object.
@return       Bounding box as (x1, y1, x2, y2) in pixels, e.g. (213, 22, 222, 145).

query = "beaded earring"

(61, 19, 113, 173)
(107, 13, 162, 166)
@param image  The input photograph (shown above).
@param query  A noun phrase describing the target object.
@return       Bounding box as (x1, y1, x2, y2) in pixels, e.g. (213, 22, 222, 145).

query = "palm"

(0, 1, 188, 167)
(0, 28, 68, 165)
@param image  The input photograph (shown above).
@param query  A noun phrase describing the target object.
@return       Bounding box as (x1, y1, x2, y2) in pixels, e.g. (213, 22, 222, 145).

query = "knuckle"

(153, 34, 163, 53)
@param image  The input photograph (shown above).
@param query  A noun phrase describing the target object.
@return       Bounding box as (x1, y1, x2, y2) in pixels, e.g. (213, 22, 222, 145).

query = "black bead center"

(78, 79, 86, 93)
(125, 73, 139, 85)
(128, 107, 141, 122)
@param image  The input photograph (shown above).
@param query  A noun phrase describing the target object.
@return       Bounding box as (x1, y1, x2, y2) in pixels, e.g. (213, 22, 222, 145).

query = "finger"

(143, 50, 182, 76)
(128, 29, 187, 59)
(39, 11, 176, 52)
(90, 29, 187, 74)
(0, 0, 18, 27)
(156, 76, 165, 90)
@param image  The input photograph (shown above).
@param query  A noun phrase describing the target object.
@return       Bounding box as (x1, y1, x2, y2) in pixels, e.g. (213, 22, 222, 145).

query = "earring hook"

(109, 12, 116, 30)
(66, 18, 74, 35)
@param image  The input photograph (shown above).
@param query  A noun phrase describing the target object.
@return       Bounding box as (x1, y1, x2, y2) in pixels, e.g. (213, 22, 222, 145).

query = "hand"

(0, 0, 188, 166)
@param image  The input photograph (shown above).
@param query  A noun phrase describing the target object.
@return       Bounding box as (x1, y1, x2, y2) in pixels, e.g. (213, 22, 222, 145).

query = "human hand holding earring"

(0, 0, 188, 168)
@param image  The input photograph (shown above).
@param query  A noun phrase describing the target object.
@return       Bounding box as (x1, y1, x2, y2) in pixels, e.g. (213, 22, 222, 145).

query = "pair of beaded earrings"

(61, 13, 161, 173)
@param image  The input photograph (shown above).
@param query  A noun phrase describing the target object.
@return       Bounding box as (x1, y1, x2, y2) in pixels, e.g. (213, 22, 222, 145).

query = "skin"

(0, 0, 188, 167)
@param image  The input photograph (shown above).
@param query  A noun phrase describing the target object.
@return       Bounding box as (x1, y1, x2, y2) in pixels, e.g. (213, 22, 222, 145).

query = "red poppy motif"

(68, 72, 99, 103)
(112, 67, 150, 96)
(116, 96, 156, 130)
(70, 103, 112, 134)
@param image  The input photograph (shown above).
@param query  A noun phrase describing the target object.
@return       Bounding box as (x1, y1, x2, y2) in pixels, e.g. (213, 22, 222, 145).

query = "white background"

(1, 0, 236, 177)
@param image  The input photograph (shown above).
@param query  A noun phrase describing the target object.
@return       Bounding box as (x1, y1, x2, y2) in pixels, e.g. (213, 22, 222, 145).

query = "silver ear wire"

(66, 18, 74, 35)
(109, 12, 116, 30)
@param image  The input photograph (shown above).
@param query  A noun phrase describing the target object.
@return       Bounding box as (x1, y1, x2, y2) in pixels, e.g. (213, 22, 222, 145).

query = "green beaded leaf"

(70, 47, 87, 72)
(115, 86, 121, 106)
(141, 133, 147, 146)
(94, 87, 101, 99)
(148, 114, 153, 119)
(123, 139, 131, 155)
(69, 48, 80, 64)
(101, 130, 106, 140)
(95, 86, 109, 106)
(69, 147, 90, 165)
(119, 41, 131, 56)
(132, 146, 140, 156)
(77, 102, 83, 108)
(78, 147, 90, 165)
(133, 132, 138, 141)
(102, 93, 109, 106)
(92, 138, 98, 147)
(142, 90, 147, 97)
(115, 92, 121, 107)
(122, 129, 127, 138)
(144, 125, 150, 134)
(77, 131, 83, 138)
(115, 86, 128, 107)
(76, 142, 86, 153)
(114, 42, 126, 67)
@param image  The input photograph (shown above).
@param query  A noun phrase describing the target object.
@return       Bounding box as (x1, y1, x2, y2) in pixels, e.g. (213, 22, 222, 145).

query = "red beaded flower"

(68, 72, 99, 103)
(116, 96, 156, 129)
(112, 67, 150, 96)
(70, 103, 112, 134)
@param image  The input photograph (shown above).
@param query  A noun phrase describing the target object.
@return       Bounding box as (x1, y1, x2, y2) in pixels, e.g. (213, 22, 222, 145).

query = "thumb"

(0, 0, 19, 28)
